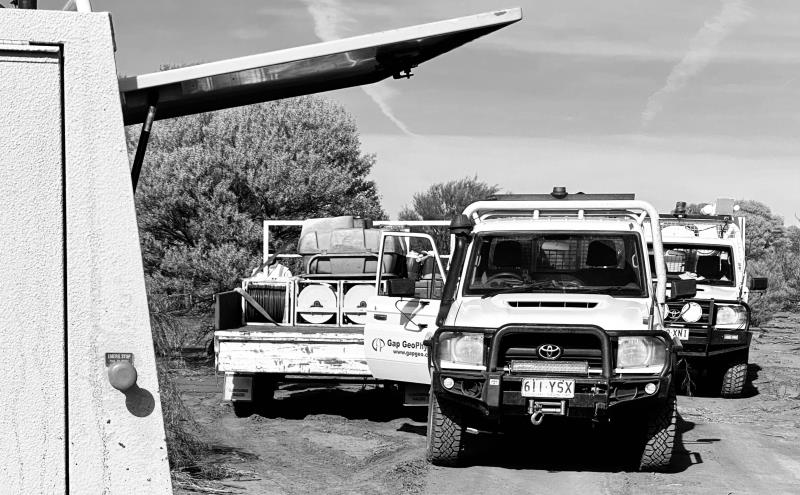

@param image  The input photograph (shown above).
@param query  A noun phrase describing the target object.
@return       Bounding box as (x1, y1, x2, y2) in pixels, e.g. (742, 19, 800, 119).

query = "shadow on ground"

(252, 385, 418, 423)
(454, 414, 700, 474)
(744, 363, 761, 398)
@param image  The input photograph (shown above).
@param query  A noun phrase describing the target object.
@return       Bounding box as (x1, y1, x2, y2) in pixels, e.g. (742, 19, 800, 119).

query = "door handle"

(374, 314, 387, 321)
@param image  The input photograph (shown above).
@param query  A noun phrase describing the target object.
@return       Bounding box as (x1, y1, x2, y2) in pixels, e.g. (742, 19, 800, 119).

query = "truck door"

(365, 232, 446, 384)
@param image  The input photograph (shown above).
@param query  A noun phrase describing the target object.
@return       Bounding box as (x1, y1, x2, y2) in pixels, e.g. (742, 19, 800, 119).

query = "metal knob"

(108, 361, 138, 392)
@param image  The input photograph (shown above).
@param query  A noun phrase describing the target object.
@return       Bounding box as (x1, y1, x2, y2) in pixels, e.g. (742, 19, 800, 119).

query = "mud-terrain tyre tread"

(426, 393, 467, 466)
(639, 389, 677, 472)
(721, 363, 748, 398)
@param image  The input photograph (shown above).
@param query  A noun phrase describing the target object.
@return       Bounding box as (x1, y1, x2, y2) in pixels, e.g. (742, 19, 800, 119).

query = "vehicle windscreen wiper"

(480, 281, 558, 299)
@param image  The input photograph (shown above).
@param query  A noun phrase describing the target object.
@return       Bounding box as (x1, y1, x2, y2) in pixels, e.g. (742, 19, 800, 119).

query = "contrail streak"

(641, 0, 751, 128)
(302, 0, 417, 136)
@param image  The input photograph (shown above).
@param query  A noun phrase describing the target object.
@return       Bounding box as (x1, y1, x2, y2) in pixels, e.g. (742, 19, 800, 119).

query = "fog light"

(443, 377, 455, 389)
(644, 382, 657, 395)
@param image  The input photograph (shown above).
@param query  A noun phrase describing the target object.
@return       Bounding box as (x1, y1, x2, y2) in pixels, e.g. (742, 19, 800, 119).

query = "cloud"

(300, 0, 416, 136)
(230, 27, 268, 41)
(361, 85, 416, 136)
(361, 132, 800, 224)
(641, 0, 752, 128)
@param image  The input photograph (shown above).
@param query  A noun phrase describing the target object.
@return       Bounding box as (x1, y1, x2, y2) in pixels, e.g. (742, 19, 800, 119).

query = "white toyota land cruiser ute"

(363, 189, 695, 471)
(648, 200, 768, 397)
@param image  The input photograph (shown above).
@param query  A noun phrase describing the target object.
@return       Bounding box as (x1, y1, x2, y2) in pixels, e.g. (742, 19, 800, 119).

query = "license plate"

(521, 378, 575, 398)
(668, 328, 690, 341)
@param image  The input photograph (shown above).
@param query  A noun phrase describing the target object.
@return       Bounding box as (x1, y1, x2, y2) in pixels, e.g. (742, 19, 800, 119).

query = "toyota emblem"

(668, 309, 681, 320)
(538, 344, 562, 360)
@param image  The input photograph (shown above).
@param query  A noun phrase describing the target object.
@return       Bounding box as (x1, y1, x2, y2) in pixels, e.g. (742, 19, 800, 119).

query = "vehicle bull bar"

(428, 325, 678, 417)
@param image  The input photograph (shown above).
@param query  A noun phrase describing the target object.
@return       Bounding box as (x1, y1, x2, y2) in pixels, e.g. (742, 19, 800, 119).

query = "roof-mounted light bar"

(491, 187, 635, 202)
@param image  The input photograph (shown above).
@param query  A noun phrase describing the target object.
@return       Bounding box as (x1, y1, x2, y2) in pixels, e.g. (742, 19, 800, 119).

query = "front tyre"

(720, 362, 748, 398)
(426, 392, 468, 466)
(639, 388, 677, 471)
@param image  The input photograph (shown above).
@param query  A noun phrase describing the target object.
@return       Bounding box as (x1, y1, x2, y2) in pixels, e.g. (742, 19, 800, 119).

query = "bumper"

(667, 299, 751, 359)
(430, 325, 675, 420)
(673, 329, 751, 358)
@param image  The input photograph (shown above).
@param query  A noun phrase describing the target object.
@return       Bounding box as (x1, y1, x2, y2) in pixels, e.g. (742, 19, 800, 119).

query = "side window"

(378, 233, 445, 300)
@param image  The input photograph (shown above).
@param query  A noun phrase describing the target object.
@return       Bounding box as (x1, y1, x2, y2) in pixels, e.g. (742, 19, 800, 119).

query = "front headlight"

(438, 332, 485, 370)
(715, 304, 747, 329)
(616, 336, 667, 374)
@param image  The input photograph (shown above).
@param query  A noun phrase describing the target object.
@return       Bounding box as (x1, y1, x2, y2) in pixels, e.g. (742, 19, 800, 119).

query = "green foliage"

(399, 175, 500, 248)
(733, 201, 799, 324)
(133, 96, 384, 309)
(737, 200, 785, 260)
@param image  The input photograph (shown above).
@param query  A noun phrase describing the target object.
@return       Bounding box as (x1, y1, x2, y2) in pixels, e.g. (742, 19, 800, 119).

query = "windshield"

(649, 243, 734, 286)
(464, 232, 648, 297)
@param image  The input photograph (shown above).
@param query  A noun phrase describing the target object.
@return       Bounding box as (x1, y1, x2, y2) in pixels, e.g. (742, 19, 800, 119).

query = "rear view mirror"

(748, 277, 769, 291)
(386, 278, 416, 297)
(669, 279, 697, 300)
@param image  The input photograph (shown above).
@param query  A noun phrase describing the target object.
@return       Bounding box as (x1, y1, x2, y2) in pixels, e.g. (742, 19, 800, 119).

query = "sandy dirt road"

(175, 315, 800, 495)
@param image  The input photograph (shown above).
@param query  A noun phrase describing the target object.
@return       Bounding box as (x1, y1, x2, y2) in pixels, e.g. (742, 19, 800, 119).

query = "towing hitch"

(528, 399, 567, 426)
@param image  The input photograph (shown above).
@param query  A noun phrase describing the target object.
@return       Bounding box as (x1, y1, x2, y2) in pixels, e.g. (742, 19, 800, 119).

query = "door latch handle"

(374, 314, 387, 321)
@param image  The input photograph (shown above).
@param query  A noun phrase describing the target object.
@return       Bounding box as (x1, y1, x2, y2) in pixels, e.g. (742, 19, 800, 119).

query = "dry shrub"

(150, 304, 208, 471)
(156, 359, 207, 470)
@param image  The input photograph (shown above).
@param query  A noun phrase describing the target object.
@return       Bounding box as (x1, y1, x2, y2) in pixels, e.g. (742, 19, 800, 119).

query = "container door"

(0, 43, 66, 493)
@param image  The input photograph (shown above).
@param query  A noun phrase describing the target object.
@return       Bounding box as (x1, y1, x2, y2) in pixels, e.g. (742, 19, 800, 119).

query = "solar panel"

(119, 8, 522, 124)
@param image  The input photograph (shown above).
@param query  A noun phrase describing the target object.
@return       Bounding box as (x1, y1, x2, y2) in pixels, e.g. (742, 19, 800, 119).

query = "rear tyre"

(426, 392, 468, 466)
(639, 388, 677, 472)
(720, 362, 748, 398)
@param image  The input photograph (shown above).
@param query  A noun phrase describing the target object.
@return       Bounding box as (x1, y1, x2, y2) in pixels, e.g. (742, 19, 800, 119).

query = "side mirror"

(668, 279, 697, 300)
(386, 278, 416, 297)
(748, 277, 769, 291)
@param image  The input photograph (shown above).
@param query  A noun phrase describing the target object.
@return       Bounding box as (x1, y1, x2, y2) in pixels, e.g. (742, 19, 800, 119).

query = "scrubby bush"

(132, 96, 384, 312)
(399, 175, 500, 248)
(733, 201, 800, 325)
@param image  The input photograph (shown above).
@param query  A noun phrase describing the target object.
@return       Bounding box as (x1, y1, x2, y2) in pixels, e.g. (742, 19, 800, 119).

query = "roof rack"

(660, 217, 742, 240)
(662, 213, 734, 222)
(465, 199, 656, 224)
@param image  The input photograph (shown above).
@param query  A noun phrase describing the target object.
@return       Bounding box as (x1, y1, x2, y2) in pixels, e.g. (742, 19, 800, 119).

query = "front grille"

(498, 333, 603, 374)
(664, 299, 713, 327)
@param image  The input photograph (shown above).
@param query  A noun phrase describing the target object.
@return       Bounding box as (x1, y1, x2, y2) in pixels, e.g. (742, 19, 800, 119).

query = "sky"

(40, 0, 800, 224)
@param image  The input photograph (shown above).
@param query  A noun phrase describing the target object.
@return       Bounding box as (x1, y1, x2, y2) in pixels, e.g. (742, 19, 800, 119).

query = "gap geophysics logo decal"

(371, 338, 386, 352)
